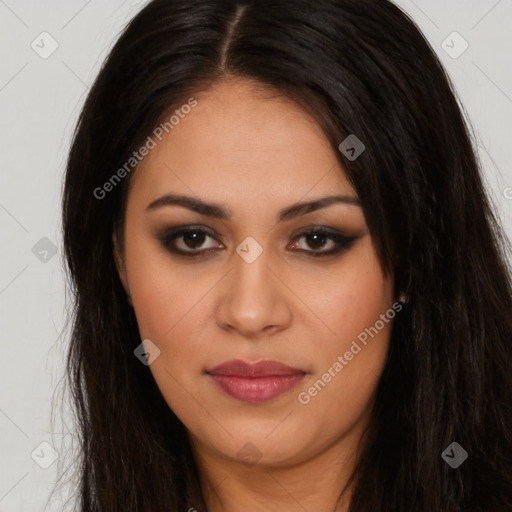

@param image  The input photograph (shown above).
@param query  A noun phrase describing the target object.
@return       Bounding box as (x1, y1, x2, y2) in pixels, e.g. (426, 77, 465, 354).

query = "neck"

(188, 422, 366, 512)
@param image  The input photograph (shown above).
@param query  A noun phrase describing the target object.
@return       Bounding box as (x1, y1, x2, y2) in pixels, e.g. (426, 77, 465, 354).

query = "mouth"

(206, 359, 307, 404)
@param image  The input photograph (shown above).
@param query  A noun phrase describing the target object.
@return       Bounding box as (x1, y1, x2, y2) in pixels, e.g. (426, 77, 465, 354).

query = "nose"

(215, 245, 293, 340)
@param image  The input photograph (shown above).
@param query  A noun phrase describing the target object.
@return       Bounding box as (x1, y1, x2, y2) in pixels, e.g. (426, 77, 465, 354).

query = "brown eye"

(181, 231, 208, 249)
(304, 232, 331, 250)
(159, 226, 357, 258)
(289, 229, 357, 257)
(162, 227, 223, 256)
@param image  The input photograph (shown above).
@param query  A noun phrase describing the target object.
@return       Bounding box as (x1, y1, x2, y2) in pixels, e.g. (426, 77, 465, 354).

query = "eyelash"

(159, 225, 357, 258)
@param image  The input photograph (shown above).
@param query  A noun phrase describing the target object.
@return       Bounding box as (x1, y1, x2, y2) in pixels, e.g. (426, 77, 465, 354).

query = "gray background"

(1, 1, 511, 510)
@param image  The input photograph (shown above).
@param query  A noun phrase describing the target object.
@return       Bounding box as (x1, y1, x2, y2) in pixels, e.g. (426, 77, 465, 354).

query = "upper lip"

(207, 359, 306, 378)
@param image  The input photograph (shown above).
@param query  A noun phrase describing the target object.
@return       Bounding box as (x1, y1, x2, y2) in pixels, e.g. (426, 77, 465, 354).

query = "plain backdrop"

(1, 1, 511, 510)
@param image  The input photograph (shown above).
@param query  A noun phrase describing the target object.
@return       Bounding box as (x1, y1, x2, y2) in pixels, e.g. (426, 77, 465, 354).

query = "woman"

(61, 0, 512, 510)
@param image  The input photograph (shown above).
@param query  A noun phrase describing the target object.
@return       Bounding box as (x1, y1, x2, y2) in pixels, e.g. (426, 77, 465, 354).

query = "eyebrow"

(146, 193, 361, 222)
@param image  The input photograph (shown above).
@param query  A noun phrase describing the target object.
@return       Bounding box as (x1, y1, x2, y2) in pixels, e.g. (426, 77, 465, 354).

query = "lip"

(206, 359, 307, 404)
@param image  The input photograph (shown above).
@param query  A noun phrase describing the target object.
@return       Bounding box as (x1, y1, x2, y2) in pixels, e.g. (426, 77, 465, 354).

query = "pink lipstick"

(207, 359, 306, 403)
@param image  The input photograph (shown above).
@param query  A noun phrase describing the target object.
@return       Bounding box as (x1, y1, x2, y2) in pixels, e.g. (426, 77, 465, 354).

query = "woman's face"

(115, 78, 396, 468)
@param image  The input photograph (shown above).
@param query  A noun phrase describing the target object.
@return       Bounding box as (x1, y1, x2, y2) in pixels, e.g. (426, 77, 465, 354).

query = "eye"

(159, 226, 357, 257)
(288, 228, 357, 257)
(161, 226, 223, 256)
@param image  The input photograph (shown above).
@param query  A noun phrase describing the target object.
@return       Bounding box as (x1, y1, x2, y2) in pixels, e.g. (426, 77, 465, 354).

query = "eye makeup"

(156, 224, 359, 259)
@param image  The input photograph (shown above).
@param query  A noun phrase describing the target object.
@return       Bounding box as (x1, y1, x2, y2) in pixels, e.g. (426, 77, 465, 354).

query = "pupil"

(307, 233, 326, 250)
(184, 231, 205, 248)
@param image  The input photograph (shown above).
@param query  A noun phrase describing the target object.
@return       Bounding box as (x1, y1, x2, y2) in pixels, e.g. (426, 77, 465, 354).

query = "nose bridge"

(215, 236, 292, 336)
(230, 237, 275, 309)
(233, 241, 270, 293)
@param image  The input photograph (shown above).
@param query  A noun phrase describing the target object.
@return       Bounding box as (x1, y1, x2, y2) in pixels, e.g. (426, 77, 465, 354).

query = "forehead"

(128, 78, 355, 210)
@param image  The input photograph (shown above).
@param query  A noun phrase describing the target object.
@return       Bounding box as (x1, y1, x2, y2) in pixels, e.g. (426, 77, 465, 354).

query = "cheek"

(304, 238, 393, 346)
(293, 241, 393, 425)
(123, 226, 207, 339)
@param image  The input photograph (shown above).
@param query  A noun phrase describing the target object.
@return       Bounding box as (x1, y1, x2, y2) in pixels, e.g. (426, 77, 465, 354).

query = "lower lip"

(208, 374, 306, 403)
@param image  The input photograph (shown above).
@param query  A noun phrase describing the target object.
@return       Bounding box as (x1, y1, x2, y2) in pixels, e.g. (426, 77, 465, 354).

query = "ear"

(113, 232, 133, 307)
(397, 291, 408, 304)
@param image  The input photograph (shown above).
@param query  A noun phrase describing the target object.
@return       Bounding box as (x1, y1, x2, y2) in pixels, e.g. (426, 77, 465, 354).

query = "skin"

(115, 77, 396, 512)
